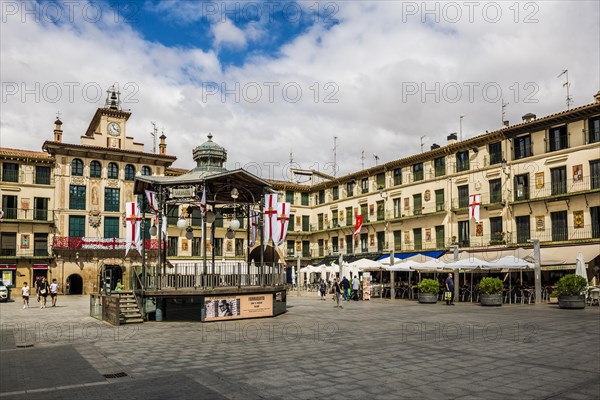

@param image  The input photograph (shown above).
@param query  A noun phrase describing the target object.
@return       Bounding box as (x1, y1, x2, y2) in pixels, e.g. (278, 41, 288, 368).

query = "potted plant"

(417, 279, 439, 304)
(479, 277, 503, 306)
(554, 274, 587, 309)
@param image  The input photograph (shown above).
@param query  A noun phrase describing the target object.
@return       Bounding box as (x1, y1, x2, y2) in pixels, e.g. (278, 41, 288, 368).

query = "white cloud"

(1, 1, 599, 180)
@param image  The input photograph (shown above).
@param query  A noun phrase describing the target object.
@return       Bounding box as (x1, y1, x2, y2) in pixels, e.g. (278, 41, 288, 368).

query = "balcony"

(52, 237, 159, 250)
(512, 176, 597, 203)
(0, 208, 54, 222)
(0, 245, 53, 259)
(1, 169, 19, 183)
(389, 203, 447, 220)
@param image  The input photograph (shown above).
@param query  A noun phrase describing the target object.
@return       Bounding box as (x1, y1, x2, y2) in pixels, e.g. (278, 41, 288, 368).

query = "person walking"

(333, 277, 343, 309)
(38, 277, 49, 309)
(341, 276, 350, 301)
(351, 275, 360, 301)
(22, 282, 30, 309)
(319, 279, 327, 301)
(445, 273, 455, 305)
(49, 279, 59, 307)
(34, 276, 41, 303)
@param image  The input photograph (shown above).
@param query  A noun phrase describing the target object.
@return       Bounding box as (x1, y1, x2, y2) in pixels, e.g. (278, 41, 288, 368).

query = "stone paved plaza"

(1, 294, 599, 399)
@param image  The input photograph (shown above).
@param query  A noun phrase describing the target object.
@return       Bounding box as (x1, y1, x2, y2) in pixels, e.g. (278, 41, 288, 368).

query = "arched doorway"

(100, 265, 123, 295)
(248, 245, 283, 264)
(66, 274, 83, 294)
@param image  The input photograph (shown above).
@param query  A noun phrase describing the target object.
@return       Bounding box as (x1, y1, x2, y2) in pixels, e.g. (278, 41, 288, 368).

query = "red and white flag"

(263, 194, 278, 248)
(249, 210, 259, 247)
(145, 190, 159, 214)
(125, 202, 142, 256)
(469, 194, 481, 222)
(199, 187, 206, 218)
(273, 202, 291, 247)
(354, 215, 363, 238)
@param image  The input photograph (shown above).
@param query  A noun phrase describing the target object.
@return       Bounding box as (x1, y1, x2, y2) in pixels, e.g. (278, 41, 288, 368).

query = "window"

(435, 226, 445, 249)
(489, 179, 502, 204)
(377, 231, 385, 252)
(515, 216, 530, 244)
(345, 207, 353, 225)
(393, 198, 402, 218)
(332, 186, 339, 201)
(34, 197, 48, 221)
(317, 214, 324, 230)
(69, 185, 86, 210)
(434, 157, 445, 177)
(287, 240, 295, 256)
(393, 230, 402, 251)
(376, 200, 385, 220)
(35, 166, 51, 184)
(2, 162, 19, 182)
(550, 167, 567, 196)
(192, 237, 202, 256)
(360, 204, 368, 221)
(361, 178, 369, 194)
(0, 233, 17, 256)
(332, 237, 339, 253)
(346, 181, 354, 197)
(458, 185, 469, 208)
(302, 240, 310, 257)
(589, 116, 600, 144)
(166, 205, 179, 225)
(490, 217, 503, 243)
(285, 190, 294, 204)
(190, 208, 202, 226)
(360, 233, 368, 252)
(435, 189, 444, 212)
(318, 190, 325, 204)
(107, 162, 119, 179)
(551, 211, 567, 241)
(301, 192, 309, 205)
(71, 159, 83, 176)
(590, 160, 600, 189)
(124, 164, 135, 181)
(69, 216, 85, 237)
(288, 214, 295, 231)
(514, 174, 529, 201)
(547, 125, 568, 152)
(214, 212, 223, 228)
(488, 142, 502, 165)
(33, 233, 48, 257)
(2, 195, 17, 219)
(413, 163, 424, 181)
(413, 228, 422, 250)
(168, 237, 178, 256)
(514, 135, 532, 160)
(331, 212, 338, 228)
(104, 217, 120, 238)
(141, 166, 152, 176)
(376, 173, 385, 189)
(235, 239, 244, 257)
(345, 235, 353, 254)
(104, 188, 120, 212)
(393, 168, 402, 185)
(413, 194, 422, 215)
(143, 218, 151, 239)
(591, 207, 600, 239)
(302, 215, 310, 231)
(458, 221, 470, 247)
(318, 239, 324, 256)
(90, 161, 102, 178)
(456, 151, 469, 172)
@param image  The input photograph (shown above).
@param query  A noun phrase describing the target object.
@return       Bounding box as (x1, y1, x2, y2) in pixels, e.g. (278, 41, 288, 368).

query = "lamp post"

(528, 239, 542, 304)
(450, 245, 459, 302)
(297, 254, 301, 297)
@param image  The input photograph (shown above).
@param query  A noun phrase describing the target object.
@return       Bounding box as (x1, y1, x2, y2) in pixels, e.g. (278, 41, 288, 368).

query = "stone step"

(120, 318, 144, 324)
(120, 312, 142, 318)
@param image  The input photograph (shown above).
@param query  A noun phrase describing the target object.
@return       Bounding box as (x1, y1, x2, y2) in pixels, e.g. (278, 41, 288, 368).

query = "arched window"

(90, 161, 102, 178)
(124, 164, 135, 181)
(107, 162, 119, 179)
(142, 166, 152, 176)
(71, 159, 83, 176)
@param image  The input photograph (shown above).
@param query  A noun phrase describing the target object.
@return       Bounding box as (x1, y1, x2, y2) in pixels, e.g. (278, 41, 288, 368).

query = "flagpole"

(157, 189, 162, 287)
(259, 201, 264, 287)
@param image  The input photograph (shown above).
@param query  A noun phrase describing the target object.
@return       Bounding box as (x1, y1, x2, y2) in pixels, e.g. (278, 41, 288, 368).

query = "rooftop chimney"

(53, 118, 63, 143)
(503, 120, 510, 128)
(447, 133, 458, 145)
(594, 90, 600, 104)
(430, 143, 440, 150)
(159, 134, 167, 156)
(522, 113, 536, 123)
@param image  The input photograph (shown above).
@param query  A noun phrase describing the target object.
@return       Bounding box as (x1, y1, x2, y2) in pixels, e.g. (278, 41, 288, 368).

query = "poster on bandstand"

(362, 273, 371, 301)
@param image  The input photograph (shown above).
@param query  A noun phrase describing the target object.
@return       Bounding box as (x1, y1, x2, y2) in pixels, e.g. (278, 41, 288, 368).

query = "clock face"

(107, 122, 121, 136)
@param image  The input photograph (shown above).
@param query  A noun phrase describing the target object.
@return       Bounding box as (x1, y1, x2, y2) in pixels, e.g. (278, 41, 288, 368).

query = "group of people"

(319, 275, 362, 308)
(21, 277, 59, 309)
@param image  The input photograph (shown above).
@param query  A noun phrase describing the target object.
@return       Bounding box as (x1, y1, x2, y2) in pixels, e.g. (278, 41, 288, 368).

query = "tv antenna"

(501, 99, 509, 126)
(557, 69, 573, 109)
(373, 154, 379, 166)
(150, 122, 158, 154)
(420, 135, 427, 153)
(361, 150, 365, 170)
(333, 136, 338, 177)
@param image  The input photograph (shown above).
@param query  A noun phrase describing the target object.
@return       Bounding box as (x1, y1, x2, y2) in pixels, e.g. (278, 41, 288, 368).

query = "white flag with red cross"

(273, 202, 291, 247)
(469, 194, 481, 222)
(125, 202, 142, 256)
(263, 194, 278, 248)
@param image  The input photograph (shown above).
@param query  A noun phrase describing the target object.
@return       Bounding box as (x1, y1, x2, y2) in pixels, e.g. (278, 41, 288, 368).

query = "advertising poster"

(204, 294, 273, 321)
(362, 274, 371, 301)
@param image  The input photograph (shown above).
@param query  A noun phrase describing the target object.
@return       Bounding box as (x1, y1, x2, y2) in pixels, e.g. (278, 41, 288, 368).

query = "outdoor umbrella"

(575, 252, 587, 280)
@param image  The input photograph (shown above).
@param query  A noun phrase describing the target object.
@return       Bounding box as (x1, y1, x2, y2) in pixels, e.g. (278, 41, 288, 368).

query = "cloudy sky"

(1, 0, 599, 179)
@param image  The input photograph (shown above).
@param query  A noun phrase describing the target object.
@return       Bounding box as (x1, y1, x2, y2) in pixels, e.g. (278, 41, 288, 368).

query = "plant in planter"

(479, 277, 503, 306)
(553, 274, 588, 309)
(417, 279, 439, 304)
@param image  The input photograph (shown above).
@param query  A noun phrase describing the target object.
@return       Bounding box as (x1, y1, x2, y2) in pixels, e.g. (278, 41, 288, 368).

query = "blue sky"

(1, 1, 599, 178)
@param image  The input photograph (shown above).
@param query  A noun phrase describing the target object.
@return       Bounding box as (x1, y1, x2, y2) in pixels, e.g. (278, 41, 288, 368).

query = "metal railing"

(0, 208, 54, 222)
(0, 245, 53, 258)
(1, 169, 19, 182)
(52, 236, 160, 250)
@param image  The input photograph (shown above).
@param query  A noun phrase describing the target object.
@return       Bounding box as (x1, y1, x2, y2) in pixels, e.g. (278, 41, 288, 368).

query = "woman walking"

(38, 277, 49, 309)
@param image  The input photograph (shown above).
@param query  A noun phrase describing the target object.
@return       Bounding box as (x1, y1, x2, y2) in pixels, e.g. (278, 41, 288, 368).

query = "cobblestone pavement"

(1, 294, 599, 399)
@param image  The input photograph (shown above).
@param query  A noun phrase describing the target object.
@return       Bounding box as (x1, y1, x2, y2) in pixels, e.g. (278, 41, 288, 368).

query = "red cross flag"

(263, 194, 278, 248)
(469, 194, 481, 222)
(145, 190, 159, 214)
(273, 202, 291, 247)
(125, 202, 142, 256)
(354, 215, 363, 238)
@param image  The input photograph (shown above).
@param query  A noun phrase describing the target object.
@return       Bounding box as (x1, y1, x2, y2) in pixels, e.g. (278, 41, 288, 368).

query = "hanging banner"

(354, 215, 363, 238)
(204, 294, 273, 321)
(468, 194, 481, 222)
(273, 202, 290, 246)
(263, 194, 278, 248)
(125, 202, 142, 256)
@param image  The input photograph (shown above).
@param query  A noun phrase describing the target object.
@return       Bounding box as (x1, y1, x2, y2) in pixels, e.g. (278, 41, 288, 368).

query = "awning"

(32, 264, 48, 269)
(490, 245, 599, 267)
(377, 250, 445, 262)
(0, 265, 16, 269)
